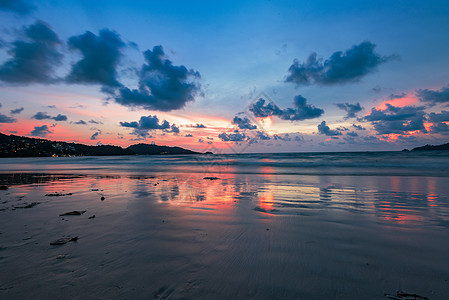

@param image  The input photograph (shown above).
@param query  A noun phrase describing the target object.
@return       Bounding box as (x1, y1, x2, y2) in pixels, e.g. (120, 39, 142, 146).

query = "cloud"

(0, 21, 62, 84)
(120, 114, 178, 137)
(364, 104, 427, 134)
(429, 122, 449, 135)
(218, 131, 247, 142)
(427, 110, 449, 122)
(32, 112, 51, 120)
(171, 124, 180, 134)
(346, 131, 358, 137)
(336, 102, 363, 119)
(273, 133, 292, 141)
(192, 123, 206, 128)
(0, 113, 16, 123)
(0, 0, 35, 15)
(285, 41, 396, 86)
(90, 131, 100, 140)
(10, 107, 24, 114)
(89, 120, 102, 124)
(249, 95, 323, 121)
(66, 29, 125, 87)
(318, 121, 343, 136)
(294, 135, 304, 143)
(30, 124, 51, 137)
(32, 111, 67, 121)
(256, 131, 271, 140)
(416, 85, 449, 105)
(52, 114, 67, 121)
(185, 134, 193, 137)
(112, 45, 201, 111)
(198, 138, 204, 143)
(352, 123, 366, 130)
(74, 120, 87, 125)
(232, 116, 257, 130)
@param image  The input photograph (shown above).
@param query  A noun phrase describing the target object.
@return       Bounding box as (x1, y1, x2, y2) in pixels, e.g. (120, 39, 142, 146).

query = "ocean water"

(1, 150, 449, 176)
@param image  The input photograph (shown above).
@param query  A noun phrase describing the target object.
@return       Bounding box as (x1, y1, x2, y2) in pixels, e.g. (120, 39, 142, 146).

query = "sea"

(1, 150, 448, 177)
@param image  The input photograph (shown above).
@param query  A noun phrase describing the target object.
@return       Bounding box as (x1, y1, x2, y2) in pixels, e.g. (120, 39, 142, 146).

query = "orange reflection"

(259, 190, 274, 211)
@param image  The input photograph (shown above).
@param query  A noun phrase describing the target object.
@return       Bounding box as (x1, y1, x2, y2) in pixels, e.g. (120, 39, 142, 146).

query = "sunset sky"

(1, 0, 449, 153)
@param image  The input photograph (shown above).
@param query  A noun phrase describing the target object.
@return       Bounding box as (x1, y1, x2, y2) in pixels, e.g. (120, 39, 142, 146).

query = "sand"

(0, 173, 448, 299)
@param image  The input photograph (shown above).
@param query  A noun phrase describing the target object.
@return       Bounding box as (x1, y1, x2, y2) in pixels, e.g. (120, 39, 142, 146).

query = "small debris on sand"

(91, 188, 99, 191)
(100, 196, 105, 201)
(50, 236, 78, 246)
(45, 193, 72, 197)
(59, 210, 86, 216)
(203, 177, 219, 180)
(56, 254, 66, 259)
(385, 291, 429, 300)
(14, 202, 39, 209)
(0, 186, 8, 190)
(88, 215, 95, 219)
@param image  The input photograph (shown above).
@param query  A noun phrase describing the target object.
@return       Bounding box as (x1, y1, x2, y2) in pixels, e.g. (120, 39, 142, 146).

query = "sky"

(1, 0, 449, 153)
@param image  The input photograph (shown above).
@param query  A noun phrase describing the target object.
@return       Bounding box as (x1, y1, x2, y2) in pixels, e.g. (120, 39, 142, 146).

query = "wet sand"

(1, 173, 449, 299)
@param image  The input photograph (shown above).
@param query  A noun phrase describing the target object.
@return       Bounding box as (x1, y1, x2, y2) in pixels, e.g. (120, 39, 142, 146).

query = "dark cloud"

(285, 41, 396, 86)
(294, 135, 304, 143)
(32, 111, 67, 121)
(318, 121, 343, 136)
(0, 113, 16, 123)
(249, 95, 323, 121)
(389, 93, 406, 99)
(74, 120, 87, 125)
(336, 102, 363, 119)
(67, 29, 125, 87)
(112, 45, 201, 111)
(90, 131, 100, 140)
(171, 124, 180, 134)
(232, 116, 257, 130)
(256, 131, 271, 140)
(192, 123, 206, 128)
(52, 114, 67, 121)
(429, 122, 449, 135)
(120, 114, 178, 137)
(416, 85, 449, 105)
(32, 112, 51, 120)
(218, 131, 247, 142)
(185, 134, 193, 137)
(427, 110, 449, 122)
(30, 124, 51, 137)
(372, 85, 382, 93)
(10, 107, 24, 114)
(346, 131, 359, 137)
(0, 0, 35, 15)
(0, 21, 62, 84)
(89, 120, 102, 124)
(352, 123, 366, 130)
(364, 104, 427, 134)
(273, 133, 291, 141)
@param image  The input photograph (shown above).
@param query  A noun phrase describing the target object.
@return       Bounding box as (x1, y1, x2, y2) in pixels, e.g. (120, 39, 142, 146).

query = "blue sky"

(1, 0, 449, 152)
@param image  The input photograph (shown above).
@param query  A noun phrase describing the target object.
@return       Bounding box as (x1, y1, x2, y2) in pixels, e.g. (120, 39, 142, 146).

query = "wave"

(0, 151, 448, 177)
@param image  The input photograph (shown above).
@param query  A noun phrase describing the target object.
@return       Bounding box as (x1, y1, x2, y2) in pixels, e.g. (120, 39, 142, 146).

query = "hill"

(126, 143, 199, 155)
(0, 133, 201, 157)
(411, 142, 449, 151)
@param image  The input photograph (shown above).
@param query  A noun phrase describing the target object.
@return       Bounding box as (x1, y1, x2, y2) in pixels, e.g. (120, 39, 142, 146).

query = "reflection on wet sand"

(1, 172, 449, 299)
(1, 172, 448, 228)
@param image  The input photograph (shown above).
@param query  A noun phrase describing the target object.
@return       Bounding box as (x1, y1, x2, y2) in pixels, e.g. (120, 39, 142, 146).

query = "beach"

(1, 153, 449, 299)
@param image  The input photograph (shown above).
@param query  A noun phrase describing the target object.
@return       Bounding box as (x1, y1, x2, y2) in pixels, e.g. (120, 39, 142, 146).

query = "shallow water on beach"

(1, 155, 449, 299)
